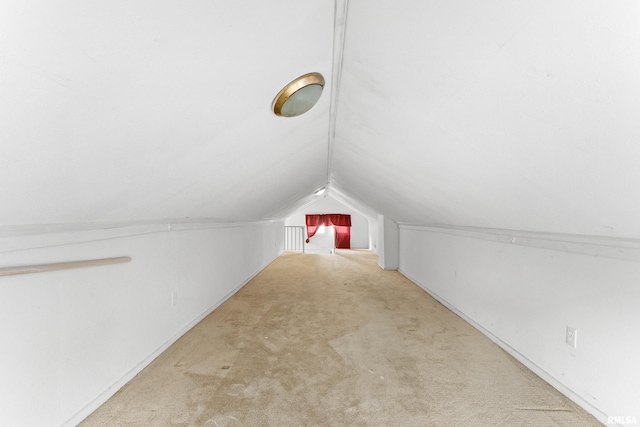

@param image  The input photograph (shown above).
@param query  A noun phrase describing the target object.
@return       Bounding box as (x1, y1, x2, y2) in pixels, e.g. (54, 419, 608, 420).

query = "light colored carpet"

(81, 250, 600, 426)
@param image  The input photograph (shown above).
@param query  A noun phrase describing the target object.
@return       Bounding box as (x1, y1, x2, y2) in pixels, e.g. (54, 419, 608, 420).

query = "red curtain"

(305, 214, 352, 243)
(334, 226, 351, 249)
(305, 214, 324, 243)
(324, 214, 351, 227)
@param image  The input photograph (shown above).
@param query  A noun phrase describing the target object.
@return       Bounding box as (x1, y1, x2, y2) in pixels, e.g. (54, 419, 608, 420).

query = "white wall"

(303, 225, 336, 254)
(0, 220, 283, 427)
(285, 195, 370, 253)
(398, 225, 640, 425)
(377, 215, 399, 270)
(369, 219, 379, 255)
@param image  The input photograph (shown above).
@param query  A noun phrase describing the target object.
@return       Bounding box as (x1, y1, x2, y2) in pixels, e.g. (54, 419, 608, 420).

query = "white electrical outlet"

(171, 291, 178, 307)
(566, 326, 577, 348)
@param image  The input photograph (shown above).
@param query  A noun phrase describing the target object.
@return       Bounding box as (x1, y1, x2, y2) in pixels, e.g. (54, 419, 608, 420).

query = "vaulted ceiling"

(2, 1, 639, 238)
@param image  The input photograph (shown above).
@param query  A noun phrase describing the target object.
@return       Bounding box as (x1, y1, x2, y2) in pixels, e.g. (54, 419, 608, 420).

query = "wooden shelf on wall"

(0, 256, 132, 277)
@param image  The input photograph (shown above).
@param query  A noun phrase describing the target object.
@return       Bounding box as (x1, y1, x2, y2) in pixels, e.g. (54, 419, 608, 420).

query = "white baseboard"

(399, 268, 610, 427)
(62, 253, 280, 427)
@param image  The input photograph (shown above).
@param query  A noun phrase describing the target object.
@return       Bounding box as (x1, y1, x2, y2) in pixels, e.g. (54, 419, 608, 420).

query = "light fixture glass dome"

(272, 72, 325, 117)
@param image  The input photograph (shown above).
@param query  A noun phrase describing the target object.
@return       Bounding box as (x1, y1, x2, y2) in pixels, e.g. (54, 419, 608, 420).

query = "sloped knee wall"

(398, 225, 640, 425)
(0, 221, 283, 427)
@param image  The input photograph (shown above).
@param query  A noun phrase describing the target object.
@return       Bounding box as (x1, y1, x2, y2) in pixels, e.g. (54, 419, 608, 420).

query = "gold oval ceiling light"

(272, 72, 325, 117)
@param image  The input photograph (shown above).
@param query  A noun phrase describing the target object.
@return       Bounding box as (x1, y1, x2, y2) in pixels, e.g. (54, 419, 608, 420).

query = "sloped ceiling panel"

(332, 0, 640, 238)
(1, 0, 333, 226)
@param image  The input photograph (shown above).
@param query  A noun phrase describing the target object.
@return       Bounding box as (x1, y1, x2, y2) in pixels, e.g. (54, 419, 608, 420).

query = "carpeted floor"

(81, 250, 601, 426)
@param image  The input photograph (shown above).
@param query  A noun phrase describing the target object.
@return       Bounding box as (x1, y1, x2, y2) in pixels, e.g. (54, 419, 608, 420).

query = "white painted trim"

(399, 268, 610, 426)
(326, 0, 349, 181)
(377, 260, 397, 271)
(399, 223, 640, 263)
(60, 251, 281, 427)
(0, 219, 281, 253)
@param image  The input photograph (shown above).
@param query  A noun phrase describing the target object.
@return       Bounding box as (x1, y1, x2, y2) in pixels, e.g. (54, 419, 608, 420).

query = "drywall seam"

(0, 220, 281, 254)
(399, 224, 640, 263)
(60, 250, 282, 427)
(399, 268, 609, 426)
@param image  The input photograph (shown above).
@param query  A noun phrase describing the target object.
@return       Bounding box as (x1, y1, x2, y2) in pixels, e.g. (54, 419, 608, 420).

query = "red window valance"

(323, 214, 352, 227)
(305, 214, 351, 243)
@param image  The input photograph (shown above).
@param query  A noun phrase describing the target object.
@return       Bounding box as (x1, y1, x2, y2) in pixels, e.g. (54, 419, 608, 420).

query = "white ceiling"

(2, 1, 640, 238)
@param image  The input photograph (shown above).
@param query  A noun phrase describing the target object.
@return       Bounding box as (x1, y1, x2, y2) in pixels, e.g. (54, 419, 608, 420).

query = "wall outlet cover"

(566, 326, 577, 348)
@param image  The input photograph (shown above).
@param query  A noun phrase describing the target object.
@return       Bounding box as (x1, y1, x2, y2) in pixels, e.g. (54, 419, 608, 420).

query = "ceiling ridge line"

(326, 0, 349, 190)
